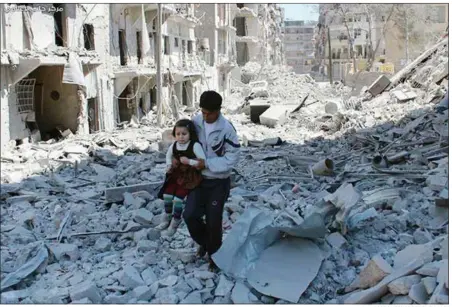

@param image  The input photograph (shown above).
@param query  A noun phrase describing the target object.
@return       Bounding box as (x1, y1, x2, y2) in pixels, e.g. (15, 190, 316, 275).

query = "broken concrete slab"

(120, 265, 145, 289)
(344, 258, 426, 304)
(70, 281, 101, 304)
(91, 163, 116, 182)
(247, 237, 324, 303)
(231, 282, 258, 304)
(408, 282, 429, 304)
(47, 243, 80, 261)
(249, 100, 271, 124)
(348, 255, 393, 290)
(422, 277, 437, 295)
(259, 106, 289, 128)
(393, 244, 433, 269)
(368, 75, 391, 97)
(215, 275, 234, 297)
(388, 275, 422, 295)
(426, 175, 448, 192)
(392, 90, 418, 102)
(104, 182, 162, 203)
(133, 208, 154, 225)
(326, 232, 347, 249)
(416, 260, 444, 276)
(392, 295, 413, 304)
(132, 285, 156, 301)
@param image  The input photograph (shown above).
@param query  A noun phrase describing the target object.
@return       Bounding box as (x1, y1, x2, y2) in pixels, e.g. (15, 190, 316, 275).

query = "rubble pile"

(0, 41, 449, 304)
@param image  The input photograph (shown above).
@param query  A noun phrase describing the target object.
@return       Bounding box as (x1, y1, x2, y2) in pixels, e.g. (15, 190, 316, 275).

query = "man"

(182, 90, 240, 272)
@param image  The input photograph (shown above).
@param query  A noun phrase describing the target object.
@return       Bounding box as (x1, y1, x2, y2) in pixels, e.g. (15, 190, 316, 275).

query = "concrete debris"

(388, 275, 422, 295)
(348, 255, 393, 290)
(0, 37, 448, 305)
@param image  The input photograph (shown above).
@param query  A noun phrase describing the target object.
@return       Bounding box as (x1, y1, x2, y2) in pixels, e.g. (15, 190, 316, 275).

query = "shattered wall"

(28, 66, 79, 136)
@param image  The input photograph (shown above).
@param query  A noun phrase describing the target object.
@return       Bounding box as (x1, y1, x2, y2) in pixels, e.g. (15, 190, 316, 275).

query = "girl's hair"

(172, 119, 199, 142)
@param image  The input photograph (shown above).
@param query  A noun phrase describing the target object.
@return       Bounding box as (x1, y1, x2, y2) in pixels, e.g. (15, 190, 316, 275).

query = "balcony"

(234, 6, 258, 18)
(236, 36, 259, 44)
(217, 20, 237, 32)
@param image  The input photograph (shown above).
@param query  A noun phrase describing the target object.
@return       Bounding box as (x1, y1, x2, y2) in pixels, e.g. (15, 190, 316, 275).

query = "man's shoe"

(208, 257, 219, 273)
(197, 245, 207, 258)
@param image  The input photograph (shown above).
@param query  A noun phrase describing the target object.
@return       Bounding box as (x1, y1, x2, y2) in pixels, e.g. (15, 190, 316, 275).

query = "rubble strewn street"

(1, 33, 449, 306)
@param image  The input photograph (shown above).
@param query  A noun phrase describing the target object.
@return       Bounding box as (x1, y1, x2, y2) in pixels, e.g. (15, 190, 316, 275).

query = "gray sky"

(279, 4, 319, 22)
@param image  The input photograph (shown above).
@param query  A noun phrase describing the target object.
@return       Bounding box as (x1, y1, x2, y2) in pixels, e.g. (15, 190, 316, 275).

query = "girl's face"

(175, 126, 190, 144)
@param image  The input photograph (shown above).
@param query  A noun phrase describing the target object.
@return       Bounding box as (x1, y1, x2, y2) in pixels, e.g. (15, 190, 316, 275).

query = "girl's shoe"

(163, 218, 182, 237)
(155, 213, 172, 230)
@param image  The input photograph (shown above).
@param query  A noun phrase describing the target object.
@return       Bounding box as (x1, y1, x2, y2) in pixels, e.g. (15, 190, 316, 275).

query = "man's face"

(201, 108, 220, 124)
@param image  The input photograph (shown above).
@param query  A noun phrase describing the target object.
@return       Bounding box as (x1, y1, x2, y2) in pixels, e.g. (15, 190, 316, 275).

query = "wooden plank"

(104, 181, 163, 203)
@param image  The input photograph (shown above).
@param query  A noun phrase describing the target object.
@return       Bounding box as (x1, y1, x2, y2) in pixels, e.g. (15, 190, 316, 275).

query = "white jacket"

(192, 113, 240, 179)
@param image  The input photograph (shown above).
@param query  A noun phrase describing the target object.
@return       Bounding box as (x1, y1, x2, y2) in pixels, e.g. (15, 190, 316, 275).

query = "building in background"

(195, 4, 237, 99)
(314, 3, 449, 81)
(233, 4, 284, 67)
(0, 3, 286, 148)
(283, 20, 315, 74)
(1, 3, 109, 148)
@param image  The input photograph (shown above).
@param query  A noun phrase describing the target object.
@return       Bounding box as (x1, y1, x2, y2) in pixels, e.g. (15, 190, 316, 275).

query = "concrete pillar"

(1, 69, 11, 149)
(76, 88, 89, 134)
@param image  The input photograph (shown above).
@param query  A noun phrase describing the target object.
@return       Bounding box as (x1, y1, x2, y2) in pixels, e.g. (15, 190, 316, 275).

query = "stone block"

(422, 276, 437, 295)
(141, 267, 158, 286)
(392, 295, 412, 304)
(249, 100, 271, 124)
(215, 275, 234, 297)
(133, 208, 154, 225)
(70, 282, 101, 304)
(349, 255, 392, 289)
(392, 90, 418, 102)
(48, 243, 80, 261)
(368, 75, 390, 97)
(259, 106, 289, 128)
(180, 292, 202, 304)
(408, 282, 429, 304)
(388, 275, 422, 295)
(416, 260, 443, 276)
(132, 285, 156, 301)
(120, 265, 145, 289)
(326, 232, 347, 249)
(426, 175, 448, 192)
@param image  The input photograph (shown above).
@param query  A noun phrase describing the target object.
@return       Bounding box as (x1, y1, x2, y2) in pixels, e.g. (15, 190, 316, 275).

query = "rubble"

(0, 39, 449, 305)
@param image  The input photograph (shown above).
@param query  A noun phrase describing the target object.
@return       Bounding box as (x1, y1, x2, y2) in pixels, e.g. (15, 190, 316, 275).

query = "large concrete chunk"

(215, 275, 234, 297)
(393, 244, 433, 269)
(392, 90, 418, 102)
(408, 282, 429, 304)
(388, 275, 422, 295)
(344, 258, 425, 304)
(368, 75, 390, 96)
(231, 282, 258, 304)
(249, 100, 271, 124)
(349, 255, 393, 290)
(133, 208, 154, 225)
(259, 106, 289, 128)
(105, 182, 162, 203)
(426, 175, 448, 192)
(120, 265, 145, 289)
(48, 243, 80, 261)
(70, 282, 101, 304)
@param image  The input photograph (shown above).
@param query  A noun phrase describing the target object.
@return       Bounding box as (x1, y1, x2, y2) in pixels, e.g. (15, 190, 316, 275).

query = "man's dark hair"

(172, 119, 199, 142)
(199, 90, 222, 111)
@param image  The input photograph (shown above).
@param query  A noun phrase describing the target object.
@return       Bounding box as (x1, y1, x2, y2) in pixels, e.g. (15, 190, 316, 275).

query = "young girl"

(156, 119, 206, 237)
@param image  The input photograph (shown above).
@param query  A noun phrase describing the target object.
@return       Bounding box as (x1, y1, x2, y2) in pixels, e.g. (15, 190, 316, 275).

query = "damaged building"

(1, 3, 112, 148)
(0, 3, 284, 149)
(234, 4, 284, 67)
(194, 4, 237, 98)
(110, 3, 203, 124)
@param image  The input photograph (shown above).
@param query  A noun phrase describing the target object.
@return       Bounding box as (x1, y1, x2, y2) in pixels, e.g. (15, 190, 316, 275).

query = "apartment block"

(1, 3, 111, 149)
(195, 4, 237, 98)
(315, 4, 449, 80)
(283, 20, 315, 74)
(0, 3, 285, 148)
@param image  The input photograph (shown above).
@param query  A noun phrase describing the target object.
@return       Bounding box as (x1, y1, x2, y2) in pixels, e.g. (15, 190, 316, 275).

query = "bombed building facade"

(0, 3, 285, 149)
